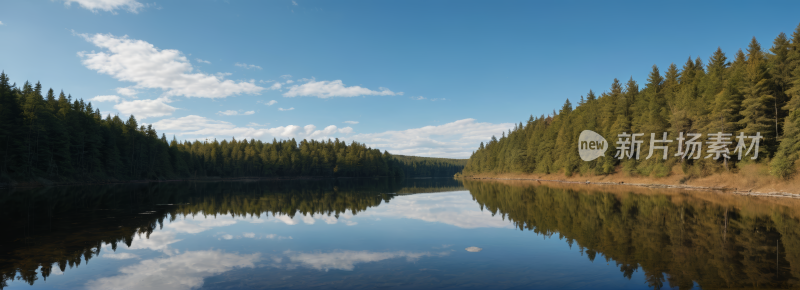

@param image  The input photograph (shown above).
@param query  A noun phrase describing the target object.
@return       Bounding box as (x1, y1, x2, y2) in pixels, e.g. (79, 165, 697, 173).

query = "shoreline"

(0, 175, 396, 189)
(461, 164, 800, 199)
(465, 176, 800, 199)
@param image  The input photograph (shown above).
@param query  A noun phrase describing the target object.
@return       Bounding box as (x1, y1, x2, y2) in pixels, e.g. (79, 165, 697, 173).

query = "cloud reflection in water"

(361, 191, 513, 229)
(281, 250, 450, 271)
(86, 250, 261, 290)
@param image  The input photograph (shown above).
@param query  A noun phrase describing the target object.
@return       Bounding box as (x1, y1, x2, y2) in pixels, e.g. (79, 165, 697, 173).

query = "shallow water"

(2, 178, 798, 289)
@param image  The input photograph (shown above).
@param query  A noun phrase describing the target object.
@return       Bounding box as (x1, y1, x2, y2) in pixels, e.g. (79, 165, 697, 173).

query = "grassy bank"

(461, 163, 800, 196)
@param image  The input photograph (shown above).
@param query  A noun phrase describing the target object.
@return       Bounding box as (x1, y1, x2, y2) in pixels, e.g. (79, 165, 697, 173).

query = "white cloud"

(114, 98, 177, 119)
(284, 250, 447, 271)
(412, 96, 446, 101)
(322, 216, 338, 224)
(151, 115, 352, 141)
(269, 82, 282, 90)
(285, 80, 294, 84)
(280, 74, 292, 79)
(165, 216, 238, 234)
(220, 234, 234, 240)
(279, 107, 294, 111)
(267, 234, 293, 240)
(465, 247, 483, 252)
(292, 0, 298, 5)
(0, 21, 4, 25)
(50, 265, 64, 276)
(235, 62, 262, 70)
(62, 0, 144, 13)
(116, 87, 137, 96)
(243, 232, 256, 238)
(302, 215, 316, 225)
(217, 110, 254, 116)
(268, 211, 357, 227)
(151, 115, 506, 157)
(91, 95, 121, 103)
(86, 250, 260, 290)
(283, 79, 401, 98)
(126, 231, 182, 252)
(274, 215, 299, 225)
(78, 33, 264, 99)
(103, 252, 140, 260)
(247, 122, 269, 127)
(262, 100, 278, 106)
(195, 58, 211, 64)
(343, 121, 358, 124)
(351, 118, 514, 158)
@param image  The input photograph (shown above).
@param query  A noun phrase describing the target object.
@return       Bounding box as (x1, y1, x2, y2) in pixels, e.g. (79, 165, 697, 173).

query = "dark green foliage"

(0, 72, 471, 183)
(391, 155, 467, 177)
(465, 24, 800, 179)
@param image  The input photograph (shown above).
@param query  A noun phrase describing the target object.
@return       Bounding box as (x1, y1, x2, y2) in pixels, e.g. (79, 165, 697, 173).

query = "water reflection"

(280, 250, 450, 271)
(359, 191, 513, 229)
(3, 178, 800, 289)
(464, 180, 800, 289)
(86, 250, 261, 290)
(0, 178, 463, 288)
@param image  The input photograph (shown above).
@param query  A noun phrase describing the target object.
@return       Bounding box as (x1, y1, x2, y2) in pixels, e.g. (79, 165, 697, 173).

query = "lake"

(2, 178, 798, 289)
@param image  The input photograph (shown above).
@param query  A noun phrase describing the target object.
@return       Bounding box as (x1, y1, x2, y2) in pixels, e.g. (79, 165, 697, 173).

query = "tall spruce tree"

(738, 37, 775, 157)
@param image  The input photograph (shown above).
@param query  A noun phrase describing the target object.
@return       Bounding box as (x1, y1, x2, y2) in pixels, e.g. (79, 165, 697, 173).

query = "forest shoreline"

(461, 164, 800, 198)
(0, 175, 396, 189)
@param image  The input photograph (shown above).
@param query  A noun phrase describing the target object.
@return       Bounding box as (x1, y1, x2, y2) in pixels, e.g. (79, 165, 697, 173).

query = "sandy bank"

(462, 164, 800, 198)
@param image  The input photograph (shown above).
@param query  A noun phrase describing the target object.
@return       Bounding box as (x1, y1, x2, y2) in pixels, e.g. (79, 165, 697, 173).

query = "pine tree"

(738, 37, 775, 157)
(706, 47, 740, 136)
(771, 38, 800, 177)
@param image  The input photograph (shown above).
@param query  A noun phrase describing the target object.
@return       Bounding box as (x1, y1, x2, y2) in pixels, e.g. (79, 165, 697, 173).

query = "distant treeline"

(0, 72, 451, 184)
(392, 155, 467, 177)
(464, 23, 800, 179)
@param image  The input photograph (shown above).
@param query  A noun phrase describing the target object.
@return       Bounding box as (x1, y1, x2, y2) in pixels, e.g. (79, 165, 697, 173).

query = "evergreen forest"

(392, 155, 467, 178)
(464, 23, 800, 179)
(0, 73, 452, 184)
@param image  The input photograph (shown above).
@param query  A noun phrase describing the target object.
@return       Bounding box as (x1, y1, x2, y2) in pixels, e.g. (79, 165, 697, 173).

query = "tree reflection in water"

(464, 180, 800, 289)
(4, 178, 800, 289)
(0, 178, 463, 289)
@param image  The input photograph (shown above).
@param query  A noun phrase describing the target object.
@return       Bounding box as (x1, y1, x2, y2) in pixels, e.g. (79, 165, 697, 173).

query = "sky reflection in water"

(6, 179, 796, 289)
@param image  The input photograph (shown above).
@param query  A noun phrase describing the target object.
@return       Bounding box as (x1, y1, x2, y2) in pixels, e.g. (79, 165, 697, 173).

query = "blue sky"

(1, 0, 799, 158)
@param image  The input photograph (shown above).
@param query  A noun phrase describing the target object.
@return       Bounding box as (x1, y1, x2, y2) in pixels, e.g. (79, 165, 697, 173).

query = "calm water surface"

(2, 178, 799, 289)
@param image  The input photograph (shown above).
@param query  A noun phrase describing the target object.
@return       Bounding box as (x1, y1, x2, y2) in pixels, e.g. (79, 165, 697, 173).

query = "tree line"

(0, 73, 465, 183)
(392, 154, 467, 178)
(464, 23, 800, 179)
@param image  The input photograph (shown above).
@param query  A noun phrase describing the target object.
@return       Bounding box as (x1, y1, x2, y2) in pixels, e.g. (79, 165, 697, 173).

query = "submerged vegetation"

(465, 23, 800, 179)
